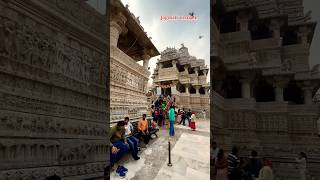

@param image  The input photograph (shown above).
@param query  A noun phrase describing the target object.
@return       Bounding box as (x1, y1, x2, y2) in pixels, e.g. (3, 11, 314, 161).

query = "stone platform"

(110, 119, 210, 180)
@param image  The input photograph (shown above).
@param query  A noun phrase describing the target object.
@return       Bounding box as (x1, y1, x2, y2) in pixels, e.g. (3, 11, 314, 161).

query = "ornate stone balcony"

(250, 38, 281, 51)
(156, 67, 179, 82)
(220, 31, 251, 44)
(110, 46, 150, 78)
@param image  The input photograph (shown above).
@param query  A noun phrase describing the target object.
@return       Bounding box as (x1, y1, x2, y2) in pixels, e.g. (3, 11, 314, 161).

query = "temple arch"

(189, 86, 196, 94)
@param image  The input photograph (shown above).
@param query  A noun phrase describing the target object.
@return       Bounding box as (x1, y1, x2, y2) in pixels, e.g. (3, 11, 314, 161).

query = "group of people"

(110, 114, 153, 177)
(152, 94, 175, 127)
(212, 142, 308, 180)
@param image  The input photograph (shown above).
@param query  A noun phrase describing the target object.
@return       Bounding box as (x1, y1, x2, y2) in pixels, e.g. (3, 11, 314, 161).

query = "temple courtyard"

(110, 119, 210, 180)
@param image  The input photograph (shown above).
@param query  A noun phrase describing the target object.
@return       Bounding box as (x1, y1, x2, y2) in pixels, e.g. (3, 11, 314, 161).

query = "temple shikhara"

(212, 0, 320, 178)
(152, 44, 210, 113)
(110, 0, 159, 123)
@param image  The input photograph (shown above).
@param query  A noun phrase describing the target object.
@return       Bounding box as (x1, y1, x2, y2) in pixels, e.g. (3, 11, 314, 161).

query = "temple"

(212, 0, 320, 178)
(110, 0, 159, 123)
(152, 44, 210, 113)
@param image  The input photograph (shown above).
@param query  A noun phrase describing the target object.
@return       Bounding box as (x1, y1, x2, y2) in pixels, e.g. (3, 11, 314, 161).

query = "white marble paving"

(155, 133, 210, 180)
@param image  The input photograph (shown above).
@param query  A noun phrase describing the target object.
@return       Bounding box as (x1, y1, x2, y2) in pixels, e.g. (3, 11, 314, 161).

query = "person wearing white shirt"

(124, 117, 140, 160)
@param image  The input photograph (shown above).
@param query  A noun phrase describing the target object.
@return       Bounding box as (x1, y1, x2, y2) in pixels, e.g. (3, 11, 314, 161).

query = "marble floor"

(110, 119, 210, 180)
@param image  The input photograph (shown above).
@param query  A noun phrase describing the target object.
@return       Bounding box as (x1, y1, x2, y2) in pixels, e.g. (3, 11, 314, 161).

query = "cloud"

(120, 0, 210, 84)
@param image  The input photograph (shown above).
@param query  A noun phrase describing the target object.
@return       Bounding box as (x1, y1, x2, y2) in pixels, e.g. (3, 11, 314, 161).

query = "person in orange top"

(137, 114, 150, 145)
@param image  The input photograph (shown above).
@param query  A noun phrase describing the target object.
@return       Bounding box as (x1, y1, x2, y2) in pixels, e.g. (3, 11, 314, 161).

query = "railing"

(250, 37, 280, 50)
(157, 67, 179, 81)
(220, 31, 251, 43)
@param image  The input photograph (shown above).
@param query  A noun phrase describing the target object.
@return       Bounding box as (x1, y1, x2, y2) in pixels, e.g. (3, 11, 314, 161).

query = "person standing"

(296, 152, 307, 180)
(190, 112, 196, 131)
(215, 149, 229, 180)
(124, 117, 140, 159)
(246, 150, 262, 179)
(202, 109, 206, 120)
(187, 109, 192, 126)
(168, 106, 175, 136)
(227, 146, 240, 180)
(257, 158, 274, 180)
(137, 114, 150, 145)
(177, 109, 181, 124)
(179, 108, 186, 125)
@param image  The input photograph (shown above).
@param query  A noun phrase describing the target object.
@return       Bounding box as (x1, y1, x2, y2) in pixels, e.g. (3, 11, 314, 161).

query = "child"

(190, 112, 196, 131)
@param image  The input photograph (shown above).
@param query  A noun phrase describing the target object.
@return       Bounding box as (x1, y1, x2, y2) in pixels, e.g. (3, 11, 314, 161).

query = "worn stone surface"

(211, 0, 320, 179)
(0, 0, 107, 179)
(110, 0, 159, 123)
(110, 119, 210, 180)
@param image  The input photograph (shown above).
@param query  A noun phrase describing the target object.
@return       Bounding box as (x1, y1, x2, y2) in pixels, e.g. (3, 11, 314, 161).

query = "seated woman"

(124, 117, 141, 154)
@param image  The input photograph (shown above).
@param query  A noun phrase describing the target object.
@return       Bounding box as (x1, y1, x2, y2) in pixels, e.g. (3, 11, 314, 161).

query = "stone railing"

(110, 46, 149, 78)
(157, 67, 179, 81)
(250, 38, 281, 50)
(220, 31, 251, 43)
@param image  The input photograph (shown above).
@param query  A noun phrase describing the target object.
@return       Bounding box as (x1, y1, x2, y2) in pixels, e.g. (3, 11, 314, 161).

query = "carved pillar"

(172, 60, 177, 68)
(142, 54, 151, 70)
(194, 67, 199, 76)
(240, 79, 251, 98)
(240, 73, 254, 98)
(303, 82, 314, 105)
(273, 76, 290, 102)
(270, 19, 281, 39)
(237, 12, 249, 32)
(195, 86, 200, 94)
(298, 26, 310, 45)
(185, 84, 190, 94)
(110, 12, 127, 47)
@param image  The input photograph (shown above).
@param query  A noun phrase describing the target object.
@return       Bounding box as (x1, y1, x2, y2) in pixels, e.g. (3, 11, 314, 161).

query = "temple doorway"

(161, 88, 172, 96)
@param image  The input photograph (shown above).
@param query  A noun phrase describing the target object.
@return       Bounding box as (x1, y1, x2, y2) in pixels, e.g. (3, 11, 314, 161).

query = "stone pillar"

(195, 86, 200, 94)
(184, 65, 189, 74)
(172, 60, 177, 68)
(275, 87, 284, 102)
(303, 87, 313, 105)
(110, 12, 127, 47)
(156, 87, 161, 95)
(237, 12, 249, 32)
(270, 19, 281, 39)
(142, 54, 151, 69)
(185, 84, 190, 94)
(273, 76, 290, 102)
(241, 80, 251, 98)
(194, 67, 199, 76)
(298, 26, 310, 45)
(171, 85, 177, 95)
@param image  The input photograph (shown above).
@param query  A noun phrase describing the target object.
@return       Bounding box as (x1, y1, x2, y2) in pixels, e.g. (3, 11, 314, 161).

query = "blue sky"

(120, 0, 210, 84)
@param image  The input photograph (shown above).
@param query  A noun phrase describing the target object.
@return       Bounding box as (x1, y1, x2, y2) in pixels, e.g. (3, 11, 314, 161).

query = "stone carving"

(0, 1, 107, 179)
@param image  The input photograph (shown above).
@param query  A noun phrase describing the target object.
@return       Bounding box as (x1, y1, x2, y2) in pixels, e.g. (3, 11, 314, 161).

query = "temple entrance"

(161, 88, 172, 96)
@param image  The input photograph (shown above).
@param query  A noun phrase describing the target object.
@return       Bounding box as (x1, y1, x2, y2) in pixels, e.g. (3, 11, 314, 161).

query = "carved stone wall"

(0, 0, 107, 179)
(110, 47, 149, 123)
